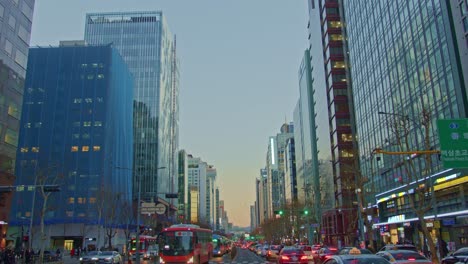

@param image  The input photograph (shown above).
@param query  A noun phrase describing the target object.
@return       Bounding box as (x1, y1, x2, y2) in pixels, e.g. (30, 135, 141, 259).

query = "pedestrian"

(55, 248, 61, 260)
(70, 248, 75, 258)
(439, 239, 448, 258)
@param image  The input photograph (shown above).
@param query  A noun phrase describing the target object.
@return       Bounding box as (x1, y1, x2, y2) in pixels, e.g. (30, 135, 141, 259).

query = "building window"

(82, 133, 90, 139)
(94, 121, 102, 127)
(89, 197, 96, 204)
(97, 74, 104, 79)
(34, 122, 42, 128)
(8, 102, 20, 119)
(82, 146, 89, 152)
(31, 147, 39, 153)
(87, 74, 94, 80)
(83, 121, 91, 127)
(24, 123, 31, 128)
(18, 25, 30, 44)
(96, 97, 103, 103)
(71, 146, 78, 152)
(93, 146, 101, 151)
(92, 63, 98, 68)
(21, 2, 34, 21)
(72, 134, 79, 139)
(73, 98, 82, 103)
(4, 39, 12, 57)
(73, 122, 80, 127)
(85, 98, 93, 103)
(77, 198, 86, 204)
(20, 147, 28, 153)
(66, 211, 73, 217)
(4, 129, 18, 146)
(0, 4, 4, 18)
(81, 63, 87, 68)
(68, 197, 75, 204)
(8, 15, 16, 29)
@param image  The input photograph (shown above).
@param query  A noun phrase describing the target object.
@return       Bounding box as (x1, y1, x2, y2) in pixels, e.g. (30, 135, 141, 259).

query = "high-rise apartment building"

(266, 124, 294, 218)
(343, 0, 468, 247)
(0, 0, 35, 247)
(177, 150, 188, 222)
(256, 169, 268, 224)
(284, 138, 297, 204)
(206, 165, 217, 227)
(84, 11, 179, 203)
(9, 44, 133, 249)
(308, 0, 359, 246)
(294, 50, 325, 242)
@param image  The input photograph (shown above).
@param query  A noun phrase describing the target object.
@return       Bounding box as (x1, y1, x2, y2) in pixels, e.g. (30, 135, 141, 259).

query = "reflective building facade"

(0, 0, 35, 247)
(344, 0, 468, 247)
(10, 44, 133, 249)
(84, 11, 179, 202)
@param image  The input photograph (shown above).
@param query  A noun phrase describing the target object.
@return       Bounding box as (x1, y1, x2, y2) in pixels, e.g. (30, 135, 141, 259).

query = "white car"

(300, 245, 314, 261)
(261, 245, 270, 257)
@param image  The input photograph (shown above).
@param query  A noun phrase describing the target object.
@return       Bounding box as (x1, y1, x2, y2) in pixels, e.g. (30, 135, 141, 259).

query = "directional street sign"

(155, 203, 166, 215)
(437, 119, 468, 168)
(140, 202, 156, 214)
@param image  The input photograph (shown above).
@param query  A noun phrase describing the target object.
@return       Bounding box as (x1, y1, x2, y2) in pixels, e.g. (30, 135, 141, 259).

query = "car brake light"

(281, 255, 290, 260)
(268, 250, 271, 255)
(408, 257, 416, 261)
(300, 256, 308, 260)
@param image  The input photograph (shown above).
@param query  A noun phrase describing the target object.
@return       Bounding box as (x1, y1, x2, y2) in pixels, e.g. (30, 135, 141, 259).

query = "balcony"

(325, 13, 341, 22)
(324, 0, 339, 8)
(324, 27, 342, 38)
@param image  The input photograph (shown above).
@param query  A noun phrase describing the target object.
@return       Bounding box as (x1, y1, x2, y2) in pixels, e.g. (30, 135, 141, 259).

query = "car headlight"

(187, 256, 194, 264)
(79, 257, 83, 261)
(91, 257, 99, 260)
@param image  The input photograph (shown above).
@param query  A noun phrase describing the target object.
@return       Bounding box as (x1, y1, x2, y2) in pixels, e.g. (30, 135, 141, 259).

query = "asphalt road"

(213, 248, 275, 264)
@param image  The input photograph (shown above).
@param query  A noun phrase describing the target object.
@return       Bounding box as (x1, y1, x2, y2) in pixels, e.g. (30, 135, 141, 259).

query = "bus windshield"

(158, 231, 194, 256)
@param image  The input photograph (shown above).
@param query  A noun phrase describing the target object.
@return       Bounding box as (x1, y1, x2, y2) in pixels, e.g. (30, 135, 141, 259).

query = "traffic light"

(302, 210, 309, 215)
(42, 185, 61, 192)
(274, 210, 284, 216)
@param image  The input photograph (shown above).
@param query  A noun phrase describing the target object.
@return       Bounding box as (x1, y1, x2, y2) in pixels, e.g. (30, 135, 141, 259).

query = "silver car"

(98, 251, 122, 264)
(79, 251, 102, 264)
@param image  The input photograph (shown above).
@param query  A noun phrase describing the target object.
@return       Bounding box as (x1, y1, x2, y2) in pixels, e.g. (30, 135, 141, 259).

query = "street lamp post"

(133, 166, 166, 264)
(355, 189, 365, 246)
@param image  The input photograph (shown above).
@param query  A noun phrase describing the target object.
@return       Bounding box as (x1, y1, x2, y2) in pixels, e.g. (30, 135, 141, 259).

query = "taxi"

(322, 247, 391, 264)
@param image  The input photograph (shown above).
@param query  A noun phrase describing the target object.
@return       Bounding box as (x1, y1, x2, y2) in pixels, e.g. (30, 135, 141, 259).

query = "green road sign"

(437, 119, 468, 168)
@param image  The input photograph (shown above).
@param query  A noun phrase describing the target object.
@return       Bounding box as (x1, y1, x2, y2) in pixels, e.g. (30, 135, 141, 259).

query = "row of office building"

(251, 0, 468, 250)
(0, 2, 232, 251)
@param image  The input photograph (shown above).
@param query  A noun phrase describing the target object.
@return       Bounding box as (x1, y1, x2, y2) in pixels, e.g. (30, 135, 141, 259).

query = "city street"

(58, 249, 274, 264)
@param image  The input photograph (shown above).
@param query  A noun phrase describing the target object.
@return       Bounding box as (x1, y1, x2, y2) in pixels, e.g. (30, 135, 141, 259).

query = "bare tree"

(381, 106, 440, 263)
(103, 192, 124, 250)
(36, 165, 63, 264)
(121, 200, 136, 250)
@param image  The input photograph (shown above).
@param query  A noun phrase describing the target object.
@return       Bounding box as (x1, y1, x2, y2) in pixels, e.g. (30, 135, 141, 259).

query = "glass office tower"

(84, 11, 179, 203)
(9, 44, 133, 249)
(344, 0, 468, 247)
(0, 0, 35, 247)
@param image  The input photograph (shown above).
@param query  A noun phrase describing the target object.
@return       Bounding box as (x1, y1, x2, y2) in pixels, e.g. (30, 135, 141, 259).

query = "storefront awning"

(372, 209, 468, 227)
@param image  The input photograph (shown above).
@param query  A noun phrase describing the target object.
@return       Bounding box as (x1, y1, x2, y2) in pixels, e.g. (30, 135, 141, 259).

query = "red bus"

(157, 224, 212, 264)
(129, 235, 158, 259)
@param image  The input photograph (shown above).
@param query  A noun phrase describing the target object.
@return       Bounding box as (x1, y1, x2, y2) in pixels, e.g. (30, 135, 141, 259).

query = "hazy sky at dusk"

(31, 0, 308, 227)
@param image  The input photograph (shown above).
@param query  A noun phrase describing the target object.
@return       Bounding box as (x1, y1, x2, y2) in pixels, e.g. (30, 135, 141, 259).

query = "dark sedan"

(277, 247, 309, 264)
(442, 247, 468, 264)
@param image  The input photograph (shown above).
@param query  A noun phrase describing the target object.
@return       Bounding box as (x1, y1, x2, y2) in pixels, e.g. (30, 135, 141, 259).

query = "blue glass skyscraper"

(344, 0, 468, 248)
(9, 44, 133, 249)
(84, 11, 179, 203)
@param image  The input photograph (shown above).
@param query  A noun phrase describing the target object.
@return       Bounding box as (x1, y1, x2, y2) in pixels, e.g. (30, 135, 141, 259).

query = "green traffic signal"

(303, 210, 309, 215)
(279, 210, 284, 215)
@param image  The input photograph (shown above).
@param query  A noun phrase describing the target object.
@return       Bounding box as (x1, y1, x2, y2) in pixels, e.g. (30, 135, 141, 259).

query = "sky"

(30, 0, 309, 227)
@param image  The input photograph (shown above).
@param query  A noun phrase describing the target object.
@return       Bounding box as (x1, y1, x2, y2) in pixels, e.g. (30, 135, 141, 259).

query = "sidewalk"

(56, 254, 79, 264)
